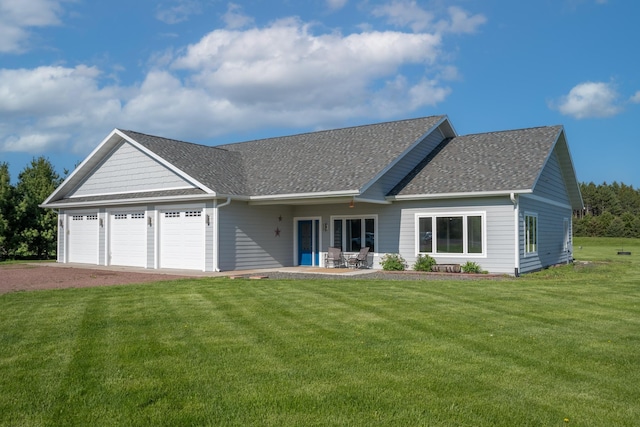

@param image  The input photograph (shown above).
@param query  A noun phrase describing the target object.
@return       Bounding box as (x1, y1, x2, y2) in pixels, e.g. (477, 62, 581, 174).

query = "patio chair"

(325, 247, 345, 268)
(347, 247, 370, 269)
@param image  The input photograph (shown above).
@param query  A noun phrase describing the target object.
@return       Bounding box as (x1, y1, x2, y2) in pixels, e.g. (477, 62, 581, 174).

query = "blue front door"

(298, 220, 319, 266)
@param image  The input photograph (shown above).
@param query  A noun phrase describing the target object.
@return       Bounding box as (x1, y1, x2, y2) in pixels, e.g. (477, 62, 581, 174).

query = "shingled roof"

(43, 115, 580, 209)
(120, 130, 249, 195)
(125, 116, 445, 197)
(389, 125, 564, 196)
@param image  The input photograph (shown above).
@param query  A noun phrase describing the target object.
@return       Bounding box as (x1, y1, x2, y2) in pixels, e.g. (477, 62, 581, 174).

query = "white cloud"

(553, 81, 622, 119)
(156, 0, 202, 24)
(166, 18, 444, 125)
(222, 3, 254, 29)
(630, 91, 640, 104)
(372, 0, 434, 32)
(1, 7, 481, 154)
(442, 6, 487, 34)
(371, 1, 486, 34)
(0, 65, 122, 152)
(326, 0, 348, 11)
(0, 0, 64, 53)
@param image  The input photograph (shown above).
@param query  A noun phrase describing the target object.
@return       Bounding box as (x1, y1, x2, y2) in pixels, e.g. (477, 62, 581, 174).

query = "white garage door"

(68, 213, 99, 264)
(109, 211, 147, 267)
(160, 209, 204, 270)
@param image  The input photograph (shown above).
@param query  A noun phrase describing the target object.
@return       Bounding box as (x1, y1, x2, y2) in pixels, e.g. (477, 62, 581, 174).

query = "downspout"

(213, 197, 232, 272)
(510, 193, 520, 277)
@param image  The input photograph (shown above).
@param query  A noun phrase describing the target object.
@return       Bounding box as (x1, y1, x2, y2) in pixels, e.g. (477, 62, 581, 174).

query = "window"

(417, 213, 485, 256)
(332, 216, 376, 252)
(525, 213, 538, 255)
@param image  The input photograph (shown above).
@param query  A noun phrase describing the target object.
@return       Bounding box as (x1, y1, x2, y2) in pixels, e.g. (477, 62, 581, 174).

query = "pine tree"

(0, 163, 14, 259)
(14, 157, 61, 259)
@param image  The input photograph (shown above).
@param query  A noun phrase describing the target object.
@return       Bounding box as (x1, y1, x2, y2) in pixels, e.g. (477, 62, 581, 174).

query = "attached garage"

(109, 211, 147, 267)
(159, 208, 205, 270)
(67, 212, 99, 264)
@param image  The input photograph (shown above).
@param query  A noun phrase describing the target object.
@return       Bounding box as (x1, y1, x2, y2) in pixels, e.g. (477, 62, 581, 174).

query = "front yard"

(0, 237, 638, 426)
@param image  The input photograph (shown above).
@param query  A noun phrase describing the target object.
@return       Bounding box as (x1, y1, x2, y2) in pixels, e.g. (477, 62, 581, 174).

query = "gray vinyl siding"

(395, 197, 516, 275)
(361, 128, 445, 200)
(518, 148, 573, 273)
(69, 142, 195, 197)
(532, 150, 571, 206)
(518, 197, 572, 274)
(218, 202, 294, 271)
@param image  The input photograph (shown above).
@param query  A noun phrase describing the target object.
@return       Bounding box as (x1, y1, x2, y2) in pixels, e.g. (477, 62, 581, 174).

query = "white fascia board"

(62, 185, 197, 200)
(388, 189, 533, 201)
(42, 129, 123, 205)
(249, 190, 359, 202)
(354, 197, 392, 205)
(117, 130, 216, 195)
(359, 116, 454, 195)
(41, 193, 232, 209)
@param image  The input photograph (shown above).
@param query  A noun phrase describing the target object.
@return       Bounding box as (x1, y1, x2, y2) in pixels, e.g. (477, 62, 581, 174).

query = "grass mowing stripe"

(1, 239, 640, 426)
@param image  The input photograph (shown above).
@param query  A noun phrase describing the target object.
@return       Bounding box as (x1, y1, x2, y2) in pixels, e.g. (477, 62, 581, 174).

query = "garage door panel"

(68, 213, 98, 264)
(109, 212, 146, 267)
(160, 209, 204, 270)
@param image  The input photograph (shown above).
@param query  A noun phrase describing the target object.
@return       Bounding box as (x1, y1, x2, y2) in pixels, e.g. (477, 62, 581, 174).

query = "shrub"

(461, 261, 483, 274)
(413, 254, 436, 272)
(379, 253, 406, 271)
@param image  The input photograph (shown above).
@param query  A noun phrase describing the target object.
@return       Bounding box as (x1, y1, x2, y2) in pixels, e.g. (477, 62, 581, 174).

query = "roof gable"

(68, 139, 196, 198)
(122, 130, 249, 196)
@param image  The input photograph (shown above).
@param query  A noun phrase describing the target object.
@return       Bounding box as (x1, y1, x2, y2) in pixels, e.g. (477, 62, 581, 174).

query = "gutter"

(388, 189, 533, 202)
(510, 192, 520, 277)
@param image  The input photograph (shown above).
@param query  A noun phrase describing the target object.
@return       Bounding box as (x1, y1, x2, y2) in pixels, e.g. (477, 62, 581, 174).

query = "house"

(41, 115, 583, 275)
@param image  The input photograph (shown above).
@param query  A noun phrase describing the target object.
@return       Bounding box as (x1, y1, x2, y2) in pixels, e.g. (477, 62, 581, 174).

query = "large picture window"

(525, 213, 538, 255)
(417, 213, 485, 256)
(333, 216, 376, 252)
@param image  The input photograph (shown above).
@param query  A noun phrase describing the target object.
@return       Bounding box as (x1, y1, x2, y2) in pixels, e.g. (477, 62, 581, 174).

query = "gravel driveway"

(0, 263, 192, 294)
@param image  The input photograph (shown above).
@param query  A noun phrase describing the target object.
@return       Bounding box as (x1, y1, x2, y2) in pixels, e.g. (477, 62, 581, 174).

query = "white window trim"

(414, 211, 487, 258)
(524, 212, 538, 256)
(330, 214, 378, 254)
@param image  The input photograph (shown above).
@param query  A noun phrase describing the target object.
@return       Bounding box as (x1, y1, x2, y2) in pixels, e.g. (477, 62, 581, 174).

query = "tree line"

(0, 158, 62, 260)
(574, 182, 640, 238)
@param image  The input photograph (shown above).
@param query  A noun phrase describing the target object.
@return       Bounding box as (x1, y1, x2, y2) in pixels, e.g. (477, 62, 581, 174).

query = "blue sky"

(1, 0, 639, 187)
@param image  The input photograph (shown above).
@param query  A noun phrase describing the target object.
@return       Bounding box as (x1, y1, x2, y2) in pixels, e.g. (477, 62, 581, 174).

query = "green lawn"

(1, 237, 639, 426)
